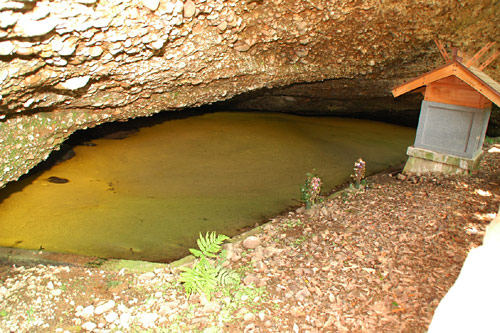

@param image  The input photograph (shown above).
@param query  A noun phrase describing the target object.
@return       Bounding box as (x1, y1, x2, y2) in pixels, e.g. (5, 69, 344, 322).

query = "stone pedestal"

(403, 100, 490, 174)
(403, 146, 482, 175)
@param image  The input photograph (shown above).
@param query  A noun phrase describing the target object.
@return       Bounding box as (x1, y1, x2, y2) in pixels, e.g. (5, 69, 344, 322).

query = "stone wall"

(0, 0, 499, 187)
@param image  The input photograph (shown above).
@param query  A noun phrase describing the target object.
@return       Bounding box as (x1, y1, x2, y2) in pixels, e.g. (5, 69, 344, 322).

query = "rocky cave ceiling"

(0, 0, 499, 187)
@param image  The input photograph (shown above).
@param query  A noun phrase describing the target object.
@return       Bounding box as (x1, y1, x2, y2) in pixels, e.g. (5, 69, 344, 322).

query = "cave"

(0, 0, 498, 188)
(0, 0, 499, 260)
(1, 0, 499, 260)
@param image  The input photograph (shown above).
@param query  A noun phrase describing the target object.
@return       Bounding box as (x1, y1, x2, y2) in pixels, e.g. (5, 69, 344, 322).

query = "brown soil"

(1, 144, 499, 332)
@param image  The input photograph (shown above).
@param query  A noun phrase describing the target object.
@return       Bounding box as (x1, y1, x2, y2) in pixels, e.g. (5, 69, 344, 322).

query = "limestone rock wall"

(0, 0, 499, 186)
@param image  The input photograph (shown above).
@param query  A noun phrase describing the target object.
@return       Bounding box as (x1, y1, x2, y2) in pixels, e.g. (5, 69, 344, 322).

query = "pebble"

(94, 300, 115, 315)
(58, 37, 78, 56)
(150, 39, 165, 50)
(57, 76, 91, 90)
(105, 311, 118, 323)
(202, 301, 221, 313)
(143, 0, 160, 11)
(254, 261, 267, 272)
(89, 46, 104, 58)
(164, 2, 175, 14)
(50, 289, 62, 296)
(0, 11, 19, 28)
(0, 41, 15, 55)
(263, 246, 280, 257)
(397, 173, 407, 181)
(243, 312, 256, 321)
(14, 17, 58, 37)
(321, 206, 329, 216)
(245, 323, 256, 331)
(251, 246, 264, 260)
(233, 41, 250, 52)
(81, 321, 97, 331)
(117, 303, 129, 312)
(183, 0, 196, 18)
(51, 38, 64, 52)
(295, 287, 311, 301)
(138, 272, 156, 280)
(243, 236, 260, 249)
(137, 312, 158, 328)
(224, 243, 236, 260)
(217, 21, 227, 32)
(174, 1, 184, 14)
(119, 312, 131, 328)
(80, 305, 95, 318)
(242, 274, 260, 286)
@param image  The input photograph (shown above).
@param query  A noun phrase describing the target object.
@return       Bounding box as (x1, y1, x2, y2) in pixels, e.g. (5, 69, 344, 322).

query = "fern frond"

(179, 262, 218, 299)
(215, 265, 240, 286)
(197, 232, 229, 258)
(197, 232, 207, 253)
(189, 248, 203, 258)
(179, 232, 236, 300)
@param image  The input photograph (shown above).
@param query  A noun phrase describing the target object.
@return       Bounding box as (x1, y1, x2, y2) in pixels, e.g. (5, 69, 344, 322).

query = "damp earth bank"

(0, 111, 415, 262)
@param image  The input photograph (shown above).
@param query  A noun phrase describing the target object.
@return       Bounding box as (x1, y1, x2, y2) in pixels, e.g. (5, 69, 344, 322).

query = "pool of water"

(0, 112, 415, 262)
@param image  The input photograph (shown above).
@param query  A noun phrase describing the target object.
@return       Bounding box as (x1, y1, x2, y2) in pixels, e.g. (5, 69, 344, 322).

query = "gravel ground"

(1, 144, 499, 332)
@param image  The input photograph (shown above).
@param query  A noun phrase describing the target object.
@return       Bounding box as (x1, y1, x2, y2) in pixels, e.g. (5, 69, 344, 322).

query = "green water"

(0, 112, 415, 262)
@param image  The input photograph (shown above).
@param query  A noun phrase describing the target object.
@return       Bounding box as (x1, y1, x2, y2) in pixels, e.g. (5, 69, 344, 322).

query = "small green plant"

(485, 136, 500, 144)
(300, 171, 322, 208)
(220, 283, 268, 323)
(85, 257, 107, 268)
(0, 309, 8, 317)
(179, 232, 239, 300)
(26, 307, 34, 322)
(350, 158, 367, 189)
(283, 218, 304, 229)
(106, 280, 121, 289)
(291, 235, 307, 247)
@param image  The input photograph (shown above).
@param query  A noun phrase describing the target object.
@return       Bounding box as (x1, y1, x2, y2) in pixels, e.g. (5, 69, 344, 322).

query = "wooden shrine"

(392, 40, 500, 174)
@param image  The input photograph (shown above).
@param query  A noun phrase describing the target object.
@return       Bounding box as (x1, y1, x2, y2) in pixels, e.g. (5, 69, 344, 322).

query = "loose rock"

(243, 236, 260, 249)
(183, 0, 196, 18)
(137, 312, 159, 328)
(94, 300, 115, 315)
(82, 321, 97, 331)
(142, 0, 160, 11)
(105, 311, 118, 323)
(79, 305, 95, 318)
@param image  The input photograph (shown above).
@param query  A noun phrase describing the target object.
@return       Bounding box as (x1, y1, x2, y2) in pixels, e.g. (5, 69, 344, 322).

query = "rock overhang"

(0, 0, 499, 187)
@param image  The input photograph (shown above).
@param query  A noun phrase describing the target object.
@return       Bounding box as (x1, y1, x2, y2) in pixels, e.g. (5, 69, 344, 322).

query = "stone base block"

(403, 146, 482, 175)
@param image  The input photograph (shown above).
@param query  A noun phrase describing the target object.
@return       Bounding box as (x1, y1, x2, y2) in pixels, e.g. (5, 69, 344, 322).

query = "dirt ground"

(1, 143, 499, 332)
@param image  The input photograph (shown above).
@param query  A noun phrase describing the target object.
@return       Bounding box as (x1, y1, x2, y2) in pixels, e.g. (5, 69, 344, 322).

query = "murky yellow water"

(0, 112, 415, 262)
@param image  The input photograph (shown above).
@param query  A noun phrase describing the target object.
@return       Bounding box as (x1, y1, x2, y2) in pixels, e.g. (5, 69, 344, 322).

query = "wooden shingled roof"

(392, 40, 500, 107)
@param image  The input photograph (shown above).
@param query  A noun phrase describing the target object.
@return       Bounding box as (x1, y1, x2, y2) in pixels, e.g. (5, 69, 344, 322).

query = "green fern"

(215, 265, 240, 286)
(193, 232, 229, 258)
(179, 232, 238, 300)
(179, 264, 218, 296)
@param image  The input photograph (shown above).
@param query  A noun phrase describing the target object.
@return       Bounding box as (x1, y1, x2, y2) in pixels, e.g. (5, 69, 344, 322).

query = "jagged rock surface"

(0, 0, 499, 186)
